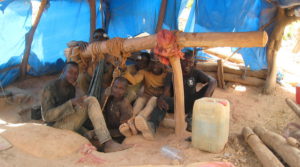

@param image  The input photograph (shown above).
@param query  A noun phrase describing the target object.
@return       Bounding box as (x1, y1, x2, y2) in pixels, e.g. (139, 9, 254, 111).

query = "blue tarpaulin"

(0, 0, 299, 87)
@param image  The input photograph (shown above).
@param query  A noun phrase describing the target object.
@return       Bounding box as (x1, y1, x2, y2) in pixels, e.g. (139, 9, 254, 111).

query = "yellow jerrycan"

(192, 97, 230, 153)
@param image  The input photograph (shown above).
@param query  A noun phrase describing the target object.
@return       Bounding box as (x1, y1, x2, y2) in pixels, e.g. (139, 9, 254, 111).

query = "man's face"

(63, 65, 79, 85)
(112, 80, 127, 99)
(181, 56, 194, 75)
(151, 62, 164, 75)
(92, 32, 107, 42)
(136, 56, 149, 70)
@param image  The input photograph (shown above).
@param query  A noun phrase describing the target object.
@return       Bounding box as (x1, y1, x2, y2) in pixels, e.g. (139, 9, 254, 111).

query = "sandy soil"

(0, 74, 299, 167)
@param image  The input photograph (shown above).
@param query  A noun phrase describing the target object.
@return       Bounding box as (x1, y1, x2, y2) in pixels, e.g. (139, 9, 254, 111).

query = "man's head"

(149, 56, 165, 75)
(181, 50, 195, 75)
(92, 28, 109, 42)
(62, 61, 79, 85)
(136, 52, 150, 70)
(111, 77, 128, 99)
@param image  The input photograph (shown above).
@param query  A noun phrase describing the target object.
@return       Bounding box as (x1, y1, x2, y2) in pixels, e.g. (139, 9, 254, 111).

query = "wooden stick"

(169, 56, 186, 136)
(204, 50, 244, 64)
(206, 72, 265, 87)
(196, 62, 267, 79)
(83, 31, 268, 58)
(254, 126, 300, 167)
(155, 0, 168, 33)
(286, 98, 300, 118)
(20, 0, 48, 79)
(88, 0, 96, 42)
(217, 59, 225, 88)
(243, 127, 284, 167)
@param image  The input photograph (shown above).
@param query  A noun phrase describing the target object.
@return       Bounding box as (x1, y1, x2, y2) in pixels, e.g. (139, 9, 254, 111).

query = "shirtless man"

(41, 61, 130, 152)
(101, 77, 133, 138)
(135, 50, 217, 137)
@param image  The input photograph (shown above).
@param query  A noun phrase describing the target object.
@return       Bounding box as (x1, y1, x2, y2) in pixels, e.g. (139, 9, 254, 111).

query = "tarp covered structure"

(0, 0, 299, 87)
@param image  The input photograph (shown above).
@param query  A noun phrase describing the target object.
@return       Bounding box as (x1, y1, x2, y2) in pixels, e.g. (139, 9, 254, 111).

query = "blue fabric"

(185, 0, 277, 70)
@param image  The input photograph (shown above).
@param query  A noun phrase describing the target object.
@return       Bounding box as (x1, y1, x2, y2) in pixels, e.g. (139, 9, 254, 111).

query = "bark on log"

(155, 0, 168, 33)
(286, 98, 300, 118)
(254, 126, 300, 167)
(217, 59, 225, 88)
(169, 56, 186, 136)
(88, 0, 96, 42)
(243, 127, 284, 167)
(196, 62, 267, 79)
(83, 31, 268, 58)
(20, 0, 48, 79)
(205, 72, 265, 87)
(203, 50, 244, 64)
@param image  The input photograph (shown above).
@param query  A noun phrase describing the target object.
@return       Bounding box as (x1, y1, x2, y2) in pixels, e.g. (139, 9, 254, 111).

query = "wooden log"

(88, 0, 96, 42)
(203, 50, 244, 64)
(196, 62, 267, 79)
(155, 0, 168, 33)
(20, 0, 48, 79)
(205, 72, 265, 87)
(169, 56, 186, 136)
(83, 31, 268, 58)
(242, 127, 284, 167)
(286, 98, 300, 118)
(217, 59, 225, 88)
(254, 126, 300, 167)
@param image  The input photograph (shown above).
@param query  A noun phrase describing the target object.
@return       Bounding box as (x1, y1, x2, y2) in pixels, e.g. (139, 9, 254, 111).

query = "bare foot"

(128, 119, 138, 135)
(103, 140, 131, 153)
(119, 123, 133, 137)
(135, 115, 155, 140)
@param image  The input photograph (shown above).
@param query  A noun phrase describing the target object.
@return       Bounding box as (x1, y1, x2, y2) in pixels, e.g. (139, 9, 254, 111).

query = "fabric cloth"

(123, 69, 167, 97)
(41, 78, 111, 144)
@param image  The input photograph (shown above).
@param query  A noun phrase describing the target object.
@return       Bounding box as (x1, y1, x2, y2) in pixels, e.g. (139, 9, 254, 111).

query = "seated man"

(121, 57, 167, 139)
(41, 61, 130, 152)
(101, 77, 133, 138)
(135, 50, 217, 138)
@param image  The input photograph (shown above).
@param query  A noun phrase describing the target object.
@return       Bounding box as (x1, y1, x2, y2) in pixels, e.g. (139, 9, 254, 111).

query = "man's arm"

(196, 70, 217, 97)
(119, 99, 133, 124)
(157, 72, 172, 110)
(41, 85, 75, 123)
(123, 70, 145, 85)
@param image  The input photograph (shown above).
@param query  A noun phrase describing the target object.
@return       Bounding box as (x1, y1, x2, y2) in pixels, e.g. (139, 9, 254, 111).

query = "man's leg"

(138, 96, 157, 118)
(135, 97, 174, 140)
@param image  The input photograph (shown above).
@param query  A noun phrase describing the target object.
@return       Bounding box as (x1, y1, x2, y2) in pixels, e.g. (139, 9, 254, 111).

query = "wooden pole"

(100, 0, 105, 30)
(217, 59, 225, 88)
(203, 50, 244, 64)
(155, 0, 168, 33)
(88, 0, 96, 42)
(254, 126, 300, 167)
(169, 56, 186, 136)
(84, 31, 268, 58)
(286, 98, 300, 118)
(196, 62, 267, 79)
(243, 127, 284, 167)
(20, 0, 48, 79)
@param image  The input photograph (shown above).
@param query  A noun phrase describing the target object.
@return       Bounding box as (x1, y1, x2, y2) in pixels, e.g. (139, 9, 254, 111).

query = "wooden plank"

(286, 98, 300, 118)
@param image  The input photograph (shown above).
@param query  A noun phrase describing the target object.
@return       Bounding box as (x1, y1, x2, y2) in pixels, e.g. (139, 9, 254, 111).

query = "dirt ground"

(0, 74, 298, 167)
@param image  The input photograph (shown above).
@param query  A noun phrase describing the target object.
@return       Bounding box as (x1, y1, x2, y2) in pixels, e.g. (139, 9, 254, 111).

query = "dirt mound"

(0, 123, 90, 159)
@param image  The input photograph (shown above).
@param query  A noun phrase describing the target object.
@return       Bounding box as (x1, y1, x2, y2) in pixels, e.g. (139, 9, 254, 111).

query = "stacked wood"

(203, 50, 244, 64)
(196, 62, 267, 79)
(254, 126, 300, 167)
(285, 98, 300, 118)
(205, 72, 265, 87)
(242, 127, 284, 167)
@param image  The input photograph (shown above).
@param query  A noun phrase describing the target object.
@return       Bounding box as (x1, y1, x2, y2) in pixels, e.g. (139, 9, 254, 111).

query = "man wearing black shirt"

(134, 50, 217, 138)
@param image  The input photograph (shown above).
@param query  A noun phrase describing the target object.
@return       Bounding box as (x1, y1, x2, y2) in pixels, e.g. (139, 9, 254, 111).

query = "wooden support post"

(254, 126, 300, 167)
(169, 56, 186, 136)
(20, 0, 48, 79)
(204, 50, 244, 64)
(155, 0, 168, 33)
(286, 98, 300, 118)
(88, 0, 96, 42)
(243, 127, 284, 167)
(217, 59, 225, 88)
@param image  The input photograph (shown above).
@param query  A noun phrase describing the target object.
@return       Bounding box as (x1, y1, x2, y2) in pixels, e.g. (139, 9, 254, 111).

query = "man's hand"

(71, 96, 87, 107)
(157, 96, 169, 111)
(112, 68, 122, 78)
